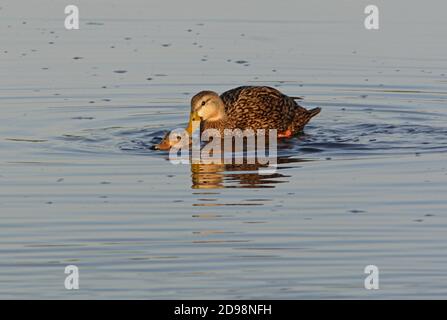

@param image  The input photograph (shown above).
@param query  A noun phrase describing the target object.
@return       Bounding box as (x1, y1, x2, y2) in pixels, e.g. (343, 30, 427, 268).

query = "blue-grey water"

(1, 0, 446, 299)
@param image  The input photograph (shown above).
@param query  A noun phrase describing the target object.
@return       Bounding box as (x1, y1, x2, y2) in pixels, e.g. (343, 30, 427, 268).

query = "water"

(1, 0, 446, 299)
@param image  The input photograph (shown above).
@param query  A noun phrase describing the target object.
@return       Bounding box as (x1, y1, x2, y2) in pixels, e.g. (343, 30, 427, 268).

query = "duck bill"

(186, 110, 201, 135)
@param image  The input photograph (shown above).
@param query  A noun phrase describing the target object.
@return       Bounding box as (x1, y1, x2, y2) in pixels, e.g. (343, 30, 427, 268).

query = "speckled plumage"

(153, 86, 321, 150)
(195, 86, 321, 135)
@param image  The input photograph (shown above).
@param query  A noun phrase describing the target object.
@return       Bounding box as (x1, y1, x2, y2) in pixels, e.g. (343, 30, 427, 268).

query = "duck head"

(153, 110, 201, 150)
(153, 90, 225, 150)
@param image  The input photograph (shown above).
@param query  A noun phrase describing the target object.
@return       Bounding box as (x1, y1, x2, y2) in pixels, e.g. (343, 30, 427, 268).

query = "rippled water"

(1, 0, 447, 299)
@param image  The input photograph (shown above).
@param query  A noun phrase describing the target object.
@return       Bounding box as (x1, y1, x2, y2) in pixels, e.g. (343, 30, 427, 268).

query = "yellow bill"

(186, 110, 201, 135)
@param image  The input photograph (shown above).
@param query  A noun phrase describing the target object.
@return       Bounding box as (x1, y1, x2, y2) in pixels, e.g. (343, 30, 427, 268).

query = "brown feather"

(202, 86, 320, 135)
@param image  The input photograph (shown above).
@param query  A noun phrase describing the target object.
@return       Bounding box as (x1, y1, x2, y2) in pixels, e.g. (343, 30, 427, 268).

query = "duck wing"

(220, 86, 296, 131)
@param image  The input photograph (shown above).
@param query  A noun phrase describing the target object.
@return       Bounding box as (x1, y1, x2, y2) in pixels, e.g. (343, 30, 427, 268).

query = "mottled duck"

(155, 86, 320, 150)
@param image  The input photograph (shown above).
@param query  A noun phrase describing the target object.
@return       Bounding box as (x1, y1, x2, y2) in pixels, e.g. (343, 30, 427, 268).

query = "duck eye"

(201, 101, 206, 106)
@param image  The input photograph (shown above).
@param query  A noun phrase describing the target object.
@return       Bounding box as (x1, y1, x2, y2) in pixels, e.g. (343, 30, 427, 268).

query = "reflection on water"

(190, 156, 304, 189)
(2, 0, 447, 299)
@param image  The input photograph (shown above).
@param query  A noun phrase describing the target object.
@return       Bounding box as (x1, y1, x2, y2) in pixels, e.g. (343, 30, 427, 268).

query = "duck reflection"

(190, 156, 307, 189)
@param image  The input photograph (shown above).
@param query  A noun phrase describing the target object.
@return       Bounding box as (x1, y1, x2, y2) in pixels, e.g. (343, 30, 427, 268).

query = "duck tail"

(290, 107, 321, 134)
(308, 107, 321, 118)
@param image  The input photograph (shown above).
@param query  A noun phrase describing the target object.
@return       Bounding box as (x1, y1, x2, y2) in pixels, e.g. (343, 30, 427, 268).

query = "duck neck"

(207, 111, 226, 122)
(203, 116, 228, 134)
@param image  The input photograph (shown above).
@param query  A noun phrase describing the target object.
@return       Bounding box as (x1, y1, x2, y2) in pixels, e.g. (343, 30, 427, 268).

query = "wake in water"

(53, 101, 447, 161)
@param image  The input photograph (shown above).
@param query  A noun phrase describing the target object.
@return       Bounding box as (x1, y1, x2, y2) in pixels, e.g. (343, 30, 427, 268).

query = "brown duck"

(155, 86, 320, 150)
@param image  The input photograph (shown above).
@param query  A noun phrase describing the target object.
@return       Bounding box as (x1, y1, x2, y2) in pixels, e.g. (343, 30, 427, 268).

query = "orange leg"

(278, 129, 293, 138)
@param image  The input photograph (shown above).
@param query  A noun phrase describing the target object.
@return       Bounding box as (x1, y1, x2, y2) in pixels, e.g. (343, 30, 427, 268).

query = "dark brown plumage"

(193, 86, 320, 135)
(154, 86, 321, 150)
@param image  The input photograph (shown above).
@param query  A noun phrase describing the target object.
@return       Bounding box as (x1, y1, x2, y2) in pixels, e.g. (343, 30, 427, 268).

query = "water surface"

(0, 0, 446, 299)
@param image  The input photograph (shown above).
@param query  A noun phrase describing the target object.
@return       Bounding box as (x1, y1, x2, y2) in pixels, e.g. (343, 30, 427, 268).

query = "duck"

(155, 86, 320, 150)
